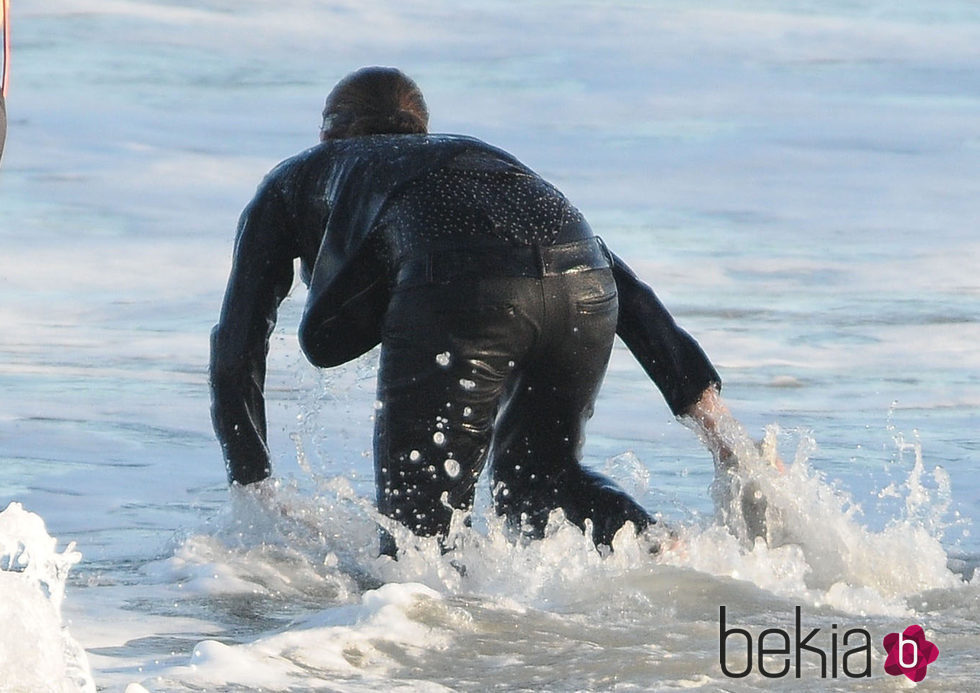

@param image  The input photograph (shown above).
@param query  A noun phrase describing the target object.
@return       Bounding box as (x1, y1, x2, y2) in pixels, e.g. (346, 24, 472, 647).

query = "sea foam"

(0, 503, 95, 693)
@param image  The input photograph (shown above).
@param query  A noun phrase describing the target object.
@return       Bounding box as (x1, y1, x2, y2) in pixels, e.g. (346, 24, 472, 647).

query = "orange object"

(1, 0, 8, 98)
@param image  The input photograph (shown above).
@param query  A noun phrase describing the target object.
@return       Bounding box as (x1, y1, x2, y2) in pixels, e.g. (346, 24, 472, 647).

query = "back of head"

(320, 66, 429, 141)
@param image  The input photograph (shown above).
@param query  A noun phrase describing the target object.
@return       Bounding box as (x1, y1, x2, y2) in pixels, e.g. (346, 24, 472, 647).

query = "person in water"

(210, 66, 745, 554)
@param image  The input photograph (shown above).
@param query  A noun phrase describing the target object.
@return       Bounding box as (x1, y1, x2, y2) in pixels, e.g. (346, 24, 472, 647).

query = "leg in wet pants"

(374, 245, 654, 554)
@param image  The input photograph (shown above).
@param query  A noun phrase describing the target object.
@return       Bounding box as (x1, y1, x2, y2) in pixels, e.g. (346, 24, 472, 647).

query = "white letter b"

(898, 634, 918, 669)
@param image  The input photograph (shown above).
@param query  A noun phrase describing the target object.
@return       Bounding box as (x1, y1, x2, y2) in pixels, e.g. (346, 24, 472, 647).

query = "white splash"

(667, 420, 964, 616)
(0, 503, 95, 693)
(146, 583, 449, 691)
(125, 434, 971, 691)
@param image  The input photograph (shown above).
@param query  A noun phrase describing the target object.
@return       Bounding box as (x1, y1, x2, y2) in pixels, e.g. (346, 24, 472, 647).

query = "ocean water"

(1, 1, 978, 691)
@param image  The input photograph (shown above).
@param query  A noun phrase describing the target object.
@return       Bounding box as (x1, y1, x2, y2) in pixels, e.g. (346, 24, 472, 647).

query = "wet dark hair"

(320, 66, 429, 141)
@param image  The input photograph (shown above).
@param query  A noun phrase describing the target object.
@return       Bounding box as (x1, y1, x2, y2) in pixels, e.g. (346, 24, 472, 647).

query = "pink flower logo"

(882, 625, 939, 682)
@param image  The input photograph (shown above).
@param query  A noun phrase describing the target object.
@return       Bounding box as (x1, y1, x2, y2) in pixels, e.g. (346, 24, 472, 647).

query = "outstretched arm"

(210, 180, 296, 485)
(608, 248, 781, 469)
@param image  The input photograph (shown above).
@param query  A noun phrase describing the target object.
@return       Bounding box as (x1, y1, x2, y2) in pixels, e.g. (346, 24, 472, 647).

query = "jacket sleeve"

(610, 249, 721, 416)
(298, 238, 389, 369)
(210, 179, 296, 485)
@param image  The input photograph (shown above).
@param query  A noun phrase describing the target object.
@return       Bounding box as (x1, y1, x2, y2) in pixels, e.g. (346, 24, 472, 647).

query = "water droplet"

(459, 378, 476, 390)
(433, 431, 446, 445)
(463, 406, 473, 417)
(409, 450, 421, 461)
(435, 351, 451, 367)
(444, 459, 460, 478)
(373, 400, 384, 410)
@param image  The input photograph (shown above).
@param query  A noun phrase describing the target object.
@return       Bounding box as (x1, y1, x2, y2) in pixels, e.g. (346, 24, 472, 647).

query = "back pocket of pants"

(576, 291, 618, 315)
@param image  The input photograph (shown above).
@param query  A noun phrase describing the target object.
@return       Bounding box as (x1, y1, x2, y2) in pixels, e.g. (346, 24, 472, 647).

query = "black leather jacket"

(210, 134, 720, 483)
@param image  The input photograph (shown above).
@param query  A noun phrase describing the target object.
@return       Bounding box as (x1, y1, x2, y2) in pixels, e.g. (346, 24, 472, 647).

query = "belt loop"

(594, 236, 613, 267)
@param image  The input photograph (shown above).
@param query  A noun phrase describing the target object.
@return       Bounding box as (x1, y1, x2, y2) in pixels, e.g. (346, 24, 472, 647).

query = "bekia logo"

(882, 625, 939, 682)
(719, 607, 939, 681)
